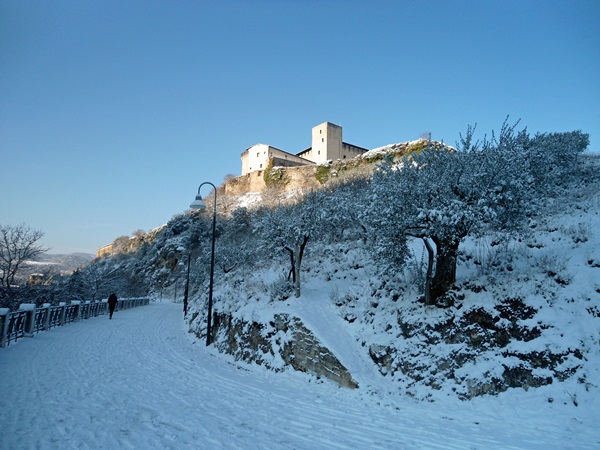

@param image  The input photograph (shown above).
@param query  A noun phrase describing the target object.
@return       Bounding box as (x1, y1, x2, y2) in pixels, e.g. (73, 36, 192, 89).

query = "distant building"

(97, 243, 114, 258)
(28, 273, 45, 285)
(240, 122, 368, 176)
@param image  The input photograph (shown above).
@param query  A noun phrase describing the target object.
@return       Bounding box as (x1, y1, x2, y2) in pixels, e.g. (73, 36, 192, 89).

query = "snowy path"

(0, 301, 596, 449)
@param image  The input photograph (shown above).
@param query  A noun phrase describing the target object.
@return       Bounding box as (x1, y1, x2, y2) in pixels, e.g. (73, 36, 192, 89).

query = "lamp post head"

(190, 195, 207, 210)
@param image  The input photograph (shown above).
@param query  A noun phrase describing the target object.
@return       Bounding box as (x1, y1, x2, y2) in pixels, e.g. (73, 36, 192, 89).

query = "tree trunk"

(429, 237, 459, 303)
(284, 247, 295, 282)
(293, 236, 310, 298)
(423, 238, 435, 305)
(294, 246, 301, 298)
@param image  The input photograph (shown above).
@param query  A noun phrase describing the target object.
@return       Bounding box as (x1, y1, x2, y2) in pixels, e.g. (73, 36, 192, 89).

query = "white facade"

(241, 144, 270, 176)
(241, 144, 312, 177)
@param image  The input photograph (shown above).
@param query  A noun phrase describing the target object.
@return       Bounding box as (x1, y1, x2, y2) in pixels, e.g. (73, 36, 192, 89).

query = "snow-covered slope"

(186, 154, 600, 404)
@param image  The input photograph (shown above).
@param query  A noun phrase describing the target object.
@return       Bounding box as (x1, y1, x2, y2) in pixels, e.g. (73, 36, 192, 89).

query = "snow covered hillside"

(63, 135, 598, 423)
(185, 154, 600, 405)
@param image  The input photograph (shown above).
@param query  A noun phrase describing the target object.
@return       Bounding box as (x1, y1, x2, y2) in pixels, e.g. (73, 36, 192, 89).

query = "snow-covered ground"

(1, 301, 598, 449)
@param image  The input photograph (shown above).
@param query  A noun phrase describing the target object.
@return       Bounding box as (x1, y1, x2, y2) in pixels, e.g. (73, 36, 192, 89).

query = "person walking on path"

(108, 293, 118, 319)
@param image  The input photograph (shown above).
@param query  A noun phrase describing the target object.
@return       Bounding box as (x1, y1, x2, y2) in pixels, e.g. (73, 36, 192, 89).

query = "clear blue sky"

(2, 0, 599, 255)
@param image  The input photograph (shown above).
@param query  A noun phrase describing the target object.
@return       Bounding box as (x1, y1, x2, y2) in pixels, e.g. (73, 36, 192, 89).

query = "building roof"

(296, 142, 369, 157)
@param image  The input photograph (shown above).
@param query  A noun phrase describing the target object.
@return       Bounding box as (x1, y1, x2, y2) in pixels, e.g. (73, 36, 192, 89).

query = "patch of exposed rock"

(211, 312, 358, 389)
(366, 296, 585, 399)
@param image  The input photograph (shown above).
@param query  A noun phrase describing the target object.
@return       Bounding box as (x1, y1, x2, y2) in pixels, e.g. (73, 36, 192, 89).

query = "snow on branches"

(365, 120, 589, 305)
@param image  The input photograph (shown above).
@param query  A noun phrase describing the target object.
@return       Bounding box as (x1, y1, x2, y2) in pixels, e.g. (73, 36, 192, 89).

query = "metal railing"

(0, 297, 150, 348)
(5, 311, 27, 346)
(34, 307, 47, 333)
(48, 306, 62, 329)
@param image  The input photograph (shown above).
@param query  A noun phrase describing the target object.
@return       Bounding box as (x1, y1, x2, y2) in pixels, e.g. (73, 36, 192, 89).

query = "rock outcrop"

(212, 312, 358, 389)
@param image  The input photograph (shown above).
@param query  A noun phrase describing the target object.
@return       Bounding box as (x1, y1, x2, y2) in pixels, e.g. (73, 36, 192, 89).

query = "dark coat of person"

(107, 293, 118, 319)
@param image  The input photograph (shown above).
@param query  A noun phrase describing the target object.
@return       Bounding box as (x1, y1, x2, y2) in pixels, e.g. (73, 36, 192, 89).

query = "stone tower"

(310, 122, 343, 164)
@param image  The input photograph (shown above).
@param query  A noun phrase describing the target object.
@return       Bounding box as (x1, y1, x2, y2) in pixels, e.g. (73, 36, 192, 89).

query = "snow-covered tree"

(67, 259, 121, 301)
(323, 173, 372, 243)
(215, 207, 254, 274)
(0, 223, 48, 298)
(526, 130, 589, 192)
(367, 121, 589, 305)
(254, 190, 330, 298)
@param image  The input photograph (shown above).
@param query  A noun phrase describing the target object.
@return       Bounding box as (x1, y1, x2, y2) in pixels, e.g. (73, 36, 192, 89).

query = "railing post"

(19, 304, 36, 337)
(71, 301, 81, 321)
(59, 302, 67, 326)
(48, 305, 59, 329)
(0, 308, 9, 348)
(42, 304, 51, 331)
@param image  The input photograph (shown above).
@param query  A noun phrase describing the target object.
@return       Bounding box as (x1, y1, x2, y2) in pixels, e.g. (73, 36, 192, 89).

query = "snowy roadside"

(1, 301, 598, 449)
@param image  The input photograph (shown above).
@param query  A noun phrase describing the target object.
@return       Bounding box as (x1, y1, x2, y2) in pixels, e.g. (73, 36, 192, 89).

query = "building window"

(343, 155, 346, 159)
(318, 150, 320, 155)
(257, 152, 260, 157)
(322, 138, 324, 142)
(260, 163, 263, 168)
(257, 171, 262, 176)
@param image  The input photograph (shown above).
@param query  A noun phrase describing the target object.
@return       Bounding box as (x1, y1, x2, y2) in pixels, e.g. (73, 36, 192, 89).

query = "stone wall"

(211, 312, 358, 388)
(224, 164, 322, 197)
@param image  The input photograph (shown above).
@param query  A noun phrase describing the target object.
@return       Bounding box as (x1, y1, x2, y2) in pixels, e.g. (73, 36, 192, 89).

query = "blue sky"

(1, 0, 599, 255)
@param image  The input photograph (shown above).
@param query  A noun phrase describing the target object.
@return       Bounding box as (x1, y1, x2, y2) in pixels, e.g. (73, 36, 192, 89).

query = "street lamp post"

(190, 182, 217, 346)
(183, 253, 190, 318)
(177, 246, 190, 318)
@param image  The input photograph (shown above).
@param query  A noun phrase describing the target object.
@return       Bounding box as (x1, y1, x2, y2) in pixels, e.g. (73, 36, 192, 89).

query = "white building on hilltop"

(240, 122, 368, 177)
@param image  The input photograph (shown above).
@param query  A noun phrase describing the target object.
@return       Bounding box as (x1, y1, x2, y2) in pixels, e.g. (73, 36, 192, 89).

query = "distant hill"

(19, 253, 95, 283)
(37, 253, 95, 269)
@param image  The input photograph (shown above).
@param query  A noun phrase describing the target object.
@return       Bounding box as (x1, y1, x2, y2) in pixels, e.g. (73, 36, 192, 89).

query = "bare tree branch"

(0, 223, 49, 292)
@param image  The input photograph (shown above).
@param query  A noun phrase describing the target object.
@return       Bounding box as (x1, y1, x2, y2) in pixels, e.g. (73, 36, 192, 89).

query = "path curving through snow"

(0, 301, 596, 449)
